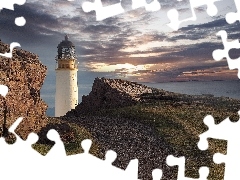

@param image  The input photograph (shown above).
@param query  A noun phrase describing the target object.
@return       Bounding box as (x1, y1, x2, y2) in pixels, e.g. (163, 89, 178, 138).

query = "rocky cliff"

(66, 77, 153, 116)
(0, 40, 48, 139)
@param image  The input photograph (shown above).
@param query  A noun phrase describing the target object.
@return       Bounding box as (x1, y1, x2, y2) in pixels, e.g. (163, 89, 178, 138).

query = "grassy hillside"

(33, 117, 99, 156)
(34, 89, 240, 179)
(95, 92, 240, 179)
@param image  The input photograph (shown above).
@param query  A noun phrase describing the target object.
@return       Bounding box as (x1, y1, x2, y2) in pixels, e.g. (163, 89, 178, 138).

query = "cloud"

(0, 0, 238, 83)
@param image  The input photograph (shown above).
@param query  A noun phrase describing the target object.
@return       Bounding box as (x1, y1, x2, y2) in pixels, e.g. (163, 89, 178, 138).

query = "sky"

(0, 0, 240, 108)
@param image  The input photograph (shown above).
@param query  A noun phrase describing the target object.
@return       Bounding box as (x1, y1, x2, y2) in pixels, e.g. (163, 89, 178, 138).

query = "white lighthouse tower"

(55, 35, 78, 117)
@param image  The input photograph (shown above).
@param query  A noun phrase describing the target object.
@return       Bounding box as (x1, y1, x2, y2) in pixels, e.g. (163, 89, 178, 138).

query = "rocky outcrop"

(0, 40, 48, 139)
(66, 77, 153, 116)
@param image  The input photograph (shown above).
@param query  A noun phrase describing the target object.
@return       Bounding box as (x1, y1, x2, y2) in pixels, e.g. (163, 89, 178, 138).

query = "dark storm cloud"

(143, 60, 229, 81)
(0, 0, 237, 81)
(169, 42, 224, 60)
(76, 25, 132, 55)
(180, 18, 227, 31)
(82, 24, 120, 34)
(0, 3, 63, 46)
(158, 17, 240, 66)
(173, 17, 240, 41)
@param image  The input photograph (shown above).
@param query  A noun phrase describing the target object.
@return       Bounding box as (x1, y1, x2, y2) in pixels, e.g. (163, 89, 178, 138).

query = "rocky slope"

(66, 77, 153, 116)
(62, 77, 240, 180)
(0, 40, 48, 139)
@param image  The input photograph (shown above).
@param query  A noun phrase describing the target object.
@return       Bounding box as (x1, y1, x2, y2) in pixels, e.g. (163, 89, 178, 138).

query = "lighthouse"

(55, 35, 78, 117)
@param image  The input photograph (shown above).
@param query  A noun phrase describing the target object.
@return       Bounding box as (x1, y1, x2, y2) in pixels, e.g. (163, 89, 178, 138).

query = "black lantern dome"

(57, 35, 76, 60)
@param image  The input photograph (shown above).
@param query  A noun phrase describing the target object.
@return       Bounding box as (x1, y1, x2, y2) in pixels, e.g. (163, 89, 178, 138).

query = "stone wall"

(66, 77, 153, 116)
(0, 40, 48, 139)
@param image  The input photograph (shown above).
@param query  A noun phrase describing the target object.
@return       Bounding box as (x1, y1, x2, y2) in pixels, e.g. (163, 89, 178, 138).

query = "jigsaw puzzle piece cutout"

(198, 112, 240, 180)
(0, 85, 8, 97)
(15, 16, 26, 26)
(198, 113, 240, 150)
(41, 129, 69, 180)
(167, 0, 220, 30)
(2, 117, 40, 157)
(65, 139, 139, 180)
(226, 0, 240, 24)
(132, 0, 161, 12)
(82, 0, 125, 21)
(103, 149, 139, 179)
(105, 149, 117, 164)
(101, 149, 139, 180)
(167, 155, 209, 180)
(0, 0, 26, 27)
(8, 117, 25, 142)
(0, 42, 21, 58)
(124, 158, 139, 179)
(152, 168, 163, 180)
(212, 30, 240, 78)
(82, 138, 92, 153)
(82, 0, 160, 21)
(0, 0, 26, 11)
(0, 121, 42, 180)
(45, 129, 66, 157)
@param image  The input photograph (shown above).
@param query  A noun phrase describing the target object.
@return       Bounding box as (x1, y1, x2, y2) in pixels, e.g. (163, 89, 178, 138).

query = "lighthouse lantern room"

(55, 35, 78, 117)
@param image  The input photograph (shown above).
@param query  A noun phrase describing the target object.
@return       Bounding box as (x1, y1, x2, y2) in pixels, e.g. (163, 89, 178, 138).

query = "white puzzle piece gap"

(0, 85, 142, 180)
(82, 0, 160, 21)
(212, 30, 240, 78)
(0, 0, 26, 11)
(152, 169, 163, 180)
(0, 42, 21, 58)
(166, 155, 209, 180)
(0, 85, 8, 97)
(0, 116, 141, 180)
(167, 0, 220, 30)
(226, 0, 240, 24)
(15, 16, 26, 26)
(82, 0, 125, 21)
(198, 111, 240, 180)
(0, 0, 26, 27)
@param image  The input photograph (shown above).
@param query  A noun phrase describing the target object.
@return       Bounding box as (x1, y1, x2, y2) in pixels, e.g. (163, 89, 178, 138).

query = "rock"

(66, 77, 153, 116)
(0, 40, 48, 139)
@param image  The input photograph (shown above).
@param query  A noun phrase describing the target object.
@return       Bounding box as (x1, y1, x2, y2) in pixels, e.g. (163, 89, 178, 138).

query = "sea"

(143, 80, 240, 100)
(44, 80, 240, 116)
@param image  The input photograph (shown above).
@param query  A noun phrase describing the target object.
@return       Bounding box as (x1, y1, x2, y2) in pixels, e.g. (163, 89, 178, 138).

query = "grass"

(32, 117, 100, 156)
(84, 94, 239, 179)
(33, 90, 240, 179)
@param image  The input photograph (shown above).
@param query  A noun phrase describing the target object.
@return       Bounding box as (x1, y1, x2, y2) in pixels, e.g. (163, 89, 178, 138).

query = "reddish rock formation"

(66, 77, 153, 116)
(0, 40, 48, 139)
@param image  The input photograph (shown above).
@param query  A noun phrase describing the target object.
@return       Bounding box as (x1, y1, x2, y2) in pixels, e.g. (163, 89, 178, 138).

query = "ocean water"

(143, 80, 240, 100)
